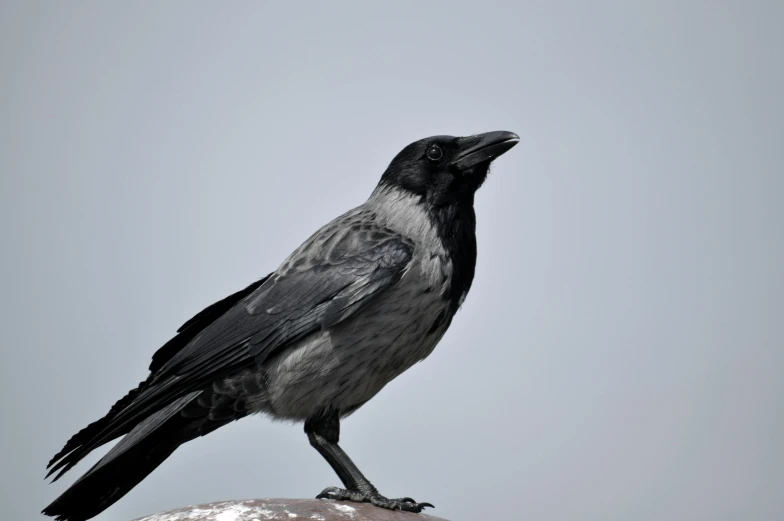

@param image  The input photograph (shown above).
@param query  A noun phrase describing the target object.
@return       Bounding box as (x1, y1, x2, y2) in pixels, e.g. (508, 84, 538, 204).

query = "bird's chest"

(255, 251, 455, 419)
(335, 251, 453, 372)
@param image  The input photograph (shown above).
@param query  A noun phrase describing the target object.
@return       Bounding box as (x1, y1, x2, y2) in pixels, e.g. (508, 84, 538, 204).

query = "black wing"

(47, 227, 413, 479)
(149, 276, 272, 373)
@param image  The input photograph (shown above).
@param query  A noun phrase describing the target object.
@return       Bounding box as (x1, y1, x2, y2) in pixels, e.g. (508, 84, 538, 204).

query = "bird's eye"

(426, 144, 443, 161)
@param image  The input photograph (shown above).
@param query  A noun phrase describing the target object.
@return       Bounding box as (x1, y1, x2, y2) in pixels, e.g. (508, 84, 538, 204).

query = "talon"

(316, 486, 346, 500)
(314, 485, 433, 513)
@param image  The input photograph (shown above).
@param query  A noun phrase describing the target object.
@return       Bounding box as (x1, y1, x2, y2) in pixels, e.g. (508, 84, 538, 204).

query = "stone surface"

(132, 499, 448, 521)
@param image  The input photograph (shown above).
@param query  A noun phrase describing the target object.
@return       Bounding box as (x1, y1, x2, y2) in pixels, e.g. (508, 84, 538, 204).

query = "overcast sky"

(1, 2, 782, 521)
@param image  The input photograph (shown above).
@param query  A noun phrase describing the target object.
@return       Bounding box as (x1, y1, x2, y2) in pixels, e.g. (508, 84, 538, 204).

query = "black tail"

(43, 390, 242, 521)
(43, 277, 269, 520)
(45, 277, 270, 482)
(42, 435, 179, 521)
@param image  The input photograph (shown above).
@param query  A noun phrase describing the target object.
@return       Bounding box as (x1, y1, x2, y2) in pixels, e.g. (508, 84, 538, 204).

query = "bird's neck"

(367, 185, 477, 312)
(428, 200, 477, 313)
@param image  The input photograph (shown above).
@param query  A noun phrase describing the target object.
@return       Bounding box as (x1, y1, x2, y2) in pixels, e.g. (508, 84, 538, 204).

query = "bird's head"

(379, 131, 519, 206)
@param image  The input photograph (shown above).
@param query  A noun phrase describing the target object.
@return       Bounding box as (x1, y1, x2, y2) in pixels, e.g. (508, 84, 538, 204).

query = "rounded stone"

(132, 498, 448, 521)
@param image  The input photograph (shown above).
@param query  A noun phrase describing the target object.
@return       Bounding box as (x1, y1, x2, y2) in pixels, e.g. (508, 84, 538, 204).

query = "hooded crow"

(43, 131, 519, 520)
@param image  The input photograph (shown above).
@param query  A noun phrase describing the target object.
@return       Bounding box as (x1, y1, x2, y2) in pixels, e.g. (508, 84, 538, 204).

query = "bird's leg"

(304, 410, 434, 513)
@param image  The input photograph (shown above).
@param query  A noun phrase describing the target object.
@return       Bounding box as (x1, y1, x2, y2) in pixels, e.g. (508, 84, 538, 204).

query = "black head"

(379, 131, 519, 205)
(377, 131, 519, 313)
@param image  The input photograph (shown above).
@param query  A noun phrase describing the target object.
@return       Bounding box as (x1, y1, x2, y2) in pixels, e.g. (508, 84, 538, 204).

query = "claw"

(316, 486, 345, 500)
(315, 485, 433, 513)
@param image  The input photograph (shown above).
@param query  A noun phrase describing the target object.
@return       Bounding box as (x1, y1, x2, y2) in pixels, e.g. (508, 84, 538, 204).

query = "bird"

(43, 130, 519, 521)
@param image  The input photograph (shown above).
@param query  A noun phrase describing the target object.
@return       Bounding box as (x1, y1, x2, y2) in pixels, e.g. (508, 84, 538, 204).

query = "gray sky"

(1, 2, 782, 520)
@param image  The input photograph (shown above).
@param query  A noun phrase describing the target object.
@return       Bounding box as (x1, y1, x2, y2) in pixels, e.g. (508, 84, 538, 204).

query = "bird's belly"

(239, 287, 451, 421)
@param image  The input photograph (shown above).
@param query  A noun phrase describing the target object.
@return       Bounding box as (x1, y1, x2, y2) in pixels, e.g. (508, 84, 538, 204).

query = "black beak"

(451, 131, 520, 170)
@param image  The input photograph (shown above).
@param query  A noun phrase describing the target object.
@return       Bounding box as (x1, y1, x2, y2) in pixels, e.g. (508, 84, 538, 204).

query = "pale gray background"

(1, 2, 782, 521)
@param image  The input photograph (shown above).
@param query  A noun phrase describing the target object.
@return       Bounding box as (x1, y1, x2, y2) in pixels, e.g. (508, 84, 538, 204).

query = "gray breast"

(234, 252, 450, 421)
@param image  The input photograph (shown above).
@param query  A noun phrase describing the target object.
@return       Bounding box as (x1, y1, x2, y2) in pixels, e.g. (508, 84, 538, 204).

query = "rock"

(132, 499, 448, 521)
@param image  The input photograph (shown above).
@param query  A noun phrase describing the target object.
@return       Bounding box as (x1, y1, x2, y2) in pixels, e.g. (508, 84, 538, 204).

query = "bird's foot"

(317, 486, 434, 513)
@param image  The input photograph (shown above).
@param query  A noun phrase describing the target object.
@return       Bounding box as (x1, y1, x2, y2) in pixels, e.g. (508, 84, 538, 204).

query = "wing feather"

(47, 224, 413, 478)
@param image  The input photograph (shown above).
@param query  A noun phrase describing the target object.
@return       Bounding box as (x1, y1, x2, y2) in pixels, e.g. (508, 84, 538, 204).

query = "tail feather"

(44, 277, 269, 520)
(47, 276, 271, 481)
(42, 392, 215, 521)
(42, 436, 179, 521)
(46, 380, 151, 480)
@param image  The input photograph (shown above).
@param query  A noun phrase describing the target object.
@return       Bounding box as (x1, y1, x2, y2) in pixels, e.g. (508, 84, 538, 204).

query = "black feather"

(428, 199, 478, 313)
(150, 275, 271, 373)
(42, 391, 240, 521)
(45, 276, 270, 480)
